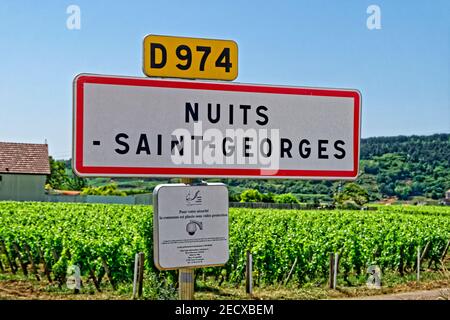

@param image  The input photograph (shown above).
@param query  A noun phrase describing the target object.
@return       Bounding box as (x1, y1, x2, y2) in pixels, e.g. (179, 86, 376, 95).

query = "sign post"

(179, 178, 194, 300)
(152, 182, 229, 299)
(73, 34, 361, 301)
(144, 34, 236, 299)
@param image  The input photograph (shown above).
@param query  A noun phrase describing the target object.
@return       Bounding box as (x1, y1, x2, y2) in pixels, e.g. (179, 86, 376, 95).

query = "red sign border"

(73, 74, 361, 179)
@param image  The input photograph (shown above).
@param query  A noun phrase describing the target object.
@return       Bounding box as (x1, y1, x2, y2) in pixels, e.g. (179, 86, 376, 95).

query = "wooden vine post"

(132, 252, 145, 299)
(329, 253, 335, 289)
(329, 252, 339, 289)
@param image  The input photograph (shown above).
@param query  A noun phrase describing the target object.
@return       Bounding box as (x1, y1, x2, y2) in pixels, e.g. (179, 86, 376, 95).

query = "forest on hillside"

(54, 133, 450, 202)
(223, 134, 450, 201)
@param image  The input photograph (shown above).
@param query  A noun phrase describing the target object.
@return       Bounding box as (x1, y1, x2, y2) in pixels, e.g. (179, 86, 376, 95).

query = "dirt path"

(0, 279, 122, 300)
(347, 288, 450, 300)
(0, 280, 45, 300)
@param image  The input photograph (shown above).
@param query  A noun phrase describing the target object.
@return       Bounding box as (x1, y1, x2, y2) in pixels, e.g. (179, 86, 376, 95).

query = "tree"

(46, 157, 70, 190)
(362, 160, 379, 175)
(46, 157, 87, 191)
(67, 174, 87, 190)
(394, 182, 412, 200)
(334, 183, 369, 206)
(228, 189, 241, 202)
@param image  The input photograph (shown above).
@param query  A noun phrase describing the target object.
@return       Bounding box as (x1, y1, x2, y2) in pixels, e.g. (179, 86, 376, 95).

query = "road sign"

(153, 183, 229, 270)
(143, 34, 238, 81)
(73, 73, 361, 179)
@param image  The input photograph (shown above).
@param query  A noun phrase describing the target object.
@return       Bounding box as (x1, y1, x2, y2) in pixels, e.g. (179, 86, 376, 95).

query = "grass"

(195, 256, 450, 300)
(1, 266, 449, 300)
(193, 267, 450, 300)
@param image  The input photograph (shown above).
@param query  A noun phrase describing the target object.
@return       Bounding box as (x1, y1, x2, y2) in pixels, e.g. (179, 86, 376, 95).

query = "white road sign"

(73, 74, 361, 179)
(153, 183, 229, 270)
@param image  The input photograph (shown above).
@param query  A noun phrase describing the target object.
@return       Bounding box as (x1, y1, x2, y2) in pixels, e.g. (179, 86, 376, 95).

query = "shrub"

(261, 192, 275, 203)
(336, 200, 361, 210)
(81, 184, 127, 196)
(229, 191, 241, 202)
(240, 189, 263, 202)
(334, 183, 369, 206)
(274, 193, 299, 204)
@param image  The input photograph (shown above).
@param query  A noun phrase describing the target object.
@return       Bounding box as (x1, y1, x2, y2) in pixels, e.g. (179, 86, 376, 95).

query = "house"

(0, 142, 51, 201)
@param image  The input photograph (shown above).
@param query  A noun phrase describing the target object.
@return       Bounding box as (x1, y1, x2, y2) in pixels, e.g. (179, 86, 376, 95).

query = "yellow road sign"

(143, 35, 238, 81)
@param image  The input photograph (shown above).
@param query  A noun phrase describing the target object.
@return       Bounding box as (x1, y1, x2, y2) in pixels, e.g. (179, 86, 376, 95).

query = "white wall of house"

(0, 173, 46, 201)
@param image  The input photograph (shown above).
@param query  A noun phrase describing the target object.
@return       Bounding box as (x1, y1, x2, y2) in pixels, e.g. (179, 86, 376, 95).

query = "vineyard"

(0, 202, 449, 296)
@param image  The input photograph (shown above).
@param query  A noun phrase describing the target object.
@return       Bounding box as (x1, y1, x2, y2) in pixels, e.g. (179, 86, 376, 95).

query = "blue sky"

(0, 0, 448, 159)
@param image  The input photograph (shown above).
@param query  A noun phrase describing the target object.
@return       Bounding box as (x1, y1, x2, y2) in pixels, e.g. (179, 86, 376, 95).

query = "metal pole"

(179, 177, 195, 300)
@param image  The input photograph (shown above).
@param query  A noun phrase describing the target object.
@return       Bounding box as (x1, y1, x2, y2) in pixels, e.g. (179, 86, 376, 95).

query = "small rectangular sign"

(73, 74, 361, 179)
(143, 34, 238, 81)
(153, 183, 229, 270)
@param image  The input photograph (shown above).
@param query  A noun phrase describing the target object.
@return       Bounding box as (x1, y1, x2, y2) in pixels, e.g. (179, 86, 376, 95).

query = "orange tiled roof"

(0, 142, 50, 175)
